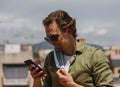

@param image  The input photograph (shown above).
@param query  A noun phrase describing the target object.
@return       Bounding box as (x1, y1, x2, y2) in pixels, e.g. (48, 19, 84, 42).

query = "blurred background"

(0, 0, 120, 87)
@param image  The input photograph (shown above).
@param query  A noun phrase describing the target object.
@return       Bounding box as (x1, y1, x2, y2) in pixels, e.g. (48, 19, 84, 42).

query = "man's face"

(45, 21, 75, 55)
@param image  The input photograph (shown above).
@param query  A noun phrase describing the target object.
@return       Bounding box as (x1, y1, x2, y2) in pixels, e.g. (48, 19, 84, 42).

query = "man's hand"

(56, 69, 83, 87)
(28, 64, 47, 80)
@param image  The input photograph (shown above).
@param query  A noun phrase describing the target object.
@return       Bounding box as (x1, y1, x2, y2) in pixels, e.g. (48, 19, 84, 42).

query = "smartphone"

(24, 59, 43, 72)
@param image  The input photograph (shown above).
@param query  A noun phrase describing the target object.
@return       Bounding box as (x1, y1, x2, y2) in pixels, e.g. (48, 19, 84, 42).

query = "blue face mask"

(54, 48, 64, 69)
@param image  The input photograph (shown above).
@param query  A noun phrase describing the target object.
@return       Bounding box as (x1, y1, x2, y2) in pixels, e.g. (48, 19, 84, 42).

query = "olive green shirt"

(43, 42, 114, 87)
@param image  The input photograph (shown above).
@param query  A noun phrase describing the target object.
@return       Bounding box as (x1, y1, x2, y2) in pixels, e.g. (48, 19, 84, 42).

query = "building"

(103, 45, 120, 86)
(103, 46, 120, 78)
(0, 44, 33, 87)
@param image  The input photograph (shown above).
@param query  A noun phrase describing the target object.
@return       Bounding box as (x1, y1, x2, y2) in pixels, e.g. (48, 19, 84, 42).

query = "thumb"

(57, 68, 67, 75)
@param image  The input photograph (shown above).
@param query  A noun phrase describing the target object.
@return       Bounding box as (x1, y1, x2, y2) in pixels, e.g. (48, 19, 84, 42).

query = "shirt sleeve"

(92, 49, 114, 87)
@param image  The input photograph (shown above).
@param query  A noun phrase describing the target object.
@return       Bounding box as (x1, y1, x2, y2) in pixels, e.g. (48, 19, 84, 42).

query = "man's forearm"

(33, 79, 42, 87)
(65, 81, 84, 87)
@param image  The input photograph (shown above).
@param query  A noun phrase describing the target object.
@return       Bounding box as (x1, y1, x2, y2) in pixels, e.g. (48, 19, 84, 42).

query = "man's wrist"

(66, 81, 84, 87)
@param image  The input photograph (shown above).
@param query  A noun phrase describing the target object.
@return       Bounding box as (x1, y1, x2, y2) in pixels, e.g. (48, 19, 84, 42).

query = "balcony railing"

(2, 78, 29, 86)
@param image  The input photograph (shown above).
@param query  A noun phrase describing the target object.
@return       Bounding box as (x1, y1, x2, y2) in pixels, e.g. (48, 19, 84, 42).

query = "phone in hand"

(24, 59, 43, 72)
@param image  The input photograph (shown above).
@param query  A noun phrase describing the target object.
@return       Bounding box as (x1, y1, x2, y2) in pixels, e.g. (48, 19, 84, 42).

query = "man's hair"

(42, 10, 77, 38)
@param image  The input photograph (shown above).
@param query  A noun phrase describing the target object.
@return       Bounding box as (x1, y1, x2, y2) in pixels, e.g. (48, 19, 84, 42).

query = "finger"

(32, 67, 41, 75)
(28, 64, 35, 71)
(56, 69, 66, 78)
(58, 69, 68, 75)
(38, 64, 42, 68)
(33, 71, 47, 78)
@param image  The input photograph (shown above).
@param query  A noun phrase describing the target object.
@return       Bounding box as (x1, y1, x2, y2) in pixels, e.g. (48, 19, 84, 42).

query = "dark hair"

(42, 10, 77, 38)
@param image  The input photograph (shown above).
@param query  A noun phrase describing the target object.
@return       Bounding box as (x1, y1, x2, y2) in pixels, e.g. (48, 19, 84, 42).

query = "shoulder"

(43, 50, 56, 70)
(45, 50, 54, 63)
(76, 42, 101, 56)
(84, 44, 109, 63)
(76, 42, 108, 64)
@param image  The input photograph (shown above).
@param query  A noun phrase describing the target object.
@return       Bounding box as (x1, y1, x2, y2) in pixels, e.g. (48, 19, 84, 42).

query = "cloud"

(77, 21, 116, 36)
(0, 14, 37, 30)
(0, 14, 43, 44)
(97, 29, 107, 35)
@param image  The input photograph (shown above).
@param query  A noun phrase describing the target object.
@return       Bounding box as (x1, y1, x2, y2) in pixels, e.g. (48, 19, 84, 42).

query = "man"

(29, 10, 114, 87)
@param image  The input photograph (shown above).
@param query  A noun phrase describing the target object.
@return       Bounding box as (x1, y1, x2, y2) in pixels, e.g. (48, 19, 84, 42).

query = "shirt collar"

(74, 41, 85, 55)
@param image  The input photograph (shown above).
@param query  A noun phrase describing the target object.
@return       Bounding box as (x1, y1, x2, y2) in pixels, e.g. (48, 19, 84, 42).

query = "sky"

(0, 0, 120, 46)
